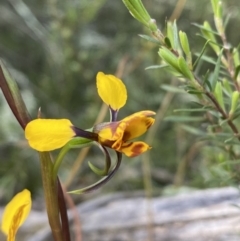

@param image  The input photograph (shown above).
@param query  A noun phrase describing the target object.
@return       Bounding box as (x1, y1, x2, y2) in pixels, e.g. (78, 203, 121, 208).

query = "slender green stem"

(53, 146, 71, 181)
(39, 152, 63, 241)
(52, 138, 92, 181)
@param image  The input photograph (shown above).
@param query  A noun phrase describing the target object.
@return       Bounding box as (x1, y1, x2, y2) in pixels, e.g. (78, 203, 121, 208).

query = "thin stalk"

(39, 152, 63, 241)
(57, 179, 71, 241)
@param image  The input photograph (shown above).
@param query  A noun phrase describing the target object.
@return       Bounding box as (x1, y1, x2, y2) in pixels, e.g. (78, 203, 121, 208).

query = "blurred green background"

(0, 0, 240, 203)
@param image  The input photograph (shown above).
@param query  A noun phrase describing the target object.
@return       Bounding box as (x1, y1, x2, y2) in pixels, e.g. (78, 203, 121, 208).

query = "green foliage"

(122, 0, 240, 189)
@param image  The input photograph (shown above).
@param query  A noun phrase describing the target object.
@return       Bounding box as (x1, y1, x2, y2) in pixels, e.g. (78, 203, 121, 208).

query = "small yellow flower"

(1, 189, 31, 241)
(94, 110, 155, 157)
(24, 71, 155, 157)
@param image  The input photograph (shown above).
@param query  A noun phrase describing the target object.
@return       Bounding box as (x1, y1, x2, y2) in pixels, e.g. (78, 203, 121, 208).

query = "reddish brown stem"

(57, 178, 71, 241)
(205, 91, 240, 140)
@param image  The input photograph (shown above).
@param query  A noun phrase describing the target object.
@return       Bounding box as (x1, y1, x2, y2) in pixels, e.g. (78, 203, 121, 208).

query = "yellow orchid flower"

(25, 111, 155, 157)
(1, 189, 31, 241)
(25, 72, 155, 157)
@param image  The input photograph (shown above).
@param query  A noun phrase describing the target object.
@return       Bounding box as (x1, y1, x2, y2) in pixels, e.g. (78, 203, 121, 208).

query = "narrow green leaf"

(178, 56, 195, 81)
(219, 118, 229, 126)
(211, 49, 223, 89)
(218, 159, 240, 166)
(174, 108, 211, 113)
(201, 21, 221, 54)
(164, 116, 205, 122)
(234, 65, 240, 80)
(0, 60, 31, 129)
(187, 90, 204, 94)
(161, 84, 185, 93)
(202, 70, 212, 91)
(230, 108, 240, 120)
(134, 0, 152, 23)
(233, 48, 240, 67)
(222, 78, 233, 95)
(229, 91, 240, 119)
(179, 31, 192, 67)
(122, 0, 149, 27)
(181, 124, 206, 135)
(190, 101, 206, 108)
(172, 20, 179, 50)
(195, 53, 218, 65)
(145, 64, 168, 70)
(158, 47, 181, 72)
(212, 0, 222, 18)
(192, 23, 219, 35)
(211, 0, 218, 16)
(167, 22, 174, 49)
(214, 81, 225, 111)
(193, 40, 212, 69)
(139, 34, 161, 44)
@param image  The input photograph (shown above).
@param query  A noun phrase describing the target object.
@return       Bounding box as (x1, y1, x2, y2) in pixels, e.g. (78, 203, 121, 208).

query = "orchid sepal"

(68, 152, 122, 194)
(88, 144, 111, 176)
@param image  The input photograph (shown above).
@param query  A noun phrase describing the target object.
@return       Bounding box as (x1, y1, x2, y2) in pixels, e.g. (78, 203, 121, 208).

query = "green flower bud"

(122, 0, 151, 28)
(179, 31, 192, 68)
(179, 31, 190, 56)
(211, 0, 222, 18)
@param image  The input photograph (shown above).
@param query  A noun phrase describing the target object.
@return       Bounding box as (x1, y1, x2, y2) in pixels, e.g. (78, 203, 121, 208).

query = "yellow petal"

(97, 122, 125, 140)
(121, 111, 155, 141)
(96, 72, 127, 110)
(25, 119, 75, 151)
(1, 189, 31, 238)
(96, 121, 127, 149)
(120, 141, 151, 157)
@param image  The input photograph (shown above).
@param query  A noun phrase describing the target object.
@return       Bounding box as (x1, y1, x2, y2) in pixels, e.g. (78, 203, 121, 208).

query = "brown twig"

(213, 10, 240, 91)
(205, 91, 240, 140)
(61, 185, 82, 241)
(169, 0, 187, 21)
(57, 179, 71, 241)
